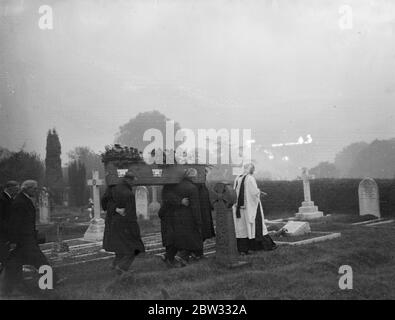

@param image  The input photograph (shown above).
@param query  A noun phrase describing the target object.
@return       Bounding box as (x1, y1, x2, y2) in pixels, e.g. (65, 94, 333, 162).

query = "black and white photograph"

(0, 0, 395, 305)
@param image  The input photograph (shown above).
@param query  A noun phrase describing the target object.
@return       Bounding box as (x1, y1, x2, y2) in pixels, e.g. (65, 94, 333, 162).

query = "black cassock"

(159, 178, 203, 253)
(101, 182, 145, 256)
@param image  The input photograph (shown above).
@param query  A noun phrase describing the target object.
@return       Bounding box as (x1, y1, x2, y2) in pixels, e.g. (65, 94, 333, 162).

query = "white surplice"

(232, 174, 268, 239)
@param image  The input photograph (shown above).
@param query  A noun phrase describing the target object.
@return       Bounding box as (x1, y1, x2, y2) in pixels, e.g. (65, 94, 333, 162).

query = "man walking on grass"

(1, 180, 62, 296)
(101, 172, 145, 276)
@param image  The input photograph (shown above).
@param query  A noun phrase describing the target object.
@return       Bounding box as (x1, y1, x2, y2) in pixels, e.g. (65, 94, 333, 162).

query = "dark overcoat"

(8, 193, 37, 246)
(101, 186, 116, 252)
(6, 192, 49, 267)
(158, 185, 178, 247)
(197, 184, 215, 241)
(0, 191, 12, 241)
(0, 191, 12, 263)
(103, 182, 145, 255)
(159, 178, 203, 252)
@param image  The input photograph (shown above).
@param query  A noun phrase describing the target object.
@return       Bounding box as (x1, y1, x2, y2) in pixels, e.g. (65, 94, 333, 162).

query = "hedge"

(208, 179, 395, 217)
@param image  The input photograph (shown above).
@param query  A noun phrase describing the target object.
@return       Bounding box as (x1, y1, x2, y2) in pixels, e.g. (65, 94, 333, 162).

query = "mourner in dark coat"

(158, 184, 184, 267)
(159, 170, 203, 266)
(1, 180, 57, 295)
(184, 183, 216, 259)
(197, 183, 215, 241)
(0, 181, 19, 267)
(104, 173, 145, 275)
(101, 185, 116, 254)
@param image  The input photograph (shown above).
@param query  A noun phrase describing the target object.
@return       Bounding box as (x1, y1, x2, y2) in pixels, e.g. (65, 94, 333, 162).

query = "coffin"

(105, 162, 207, 186)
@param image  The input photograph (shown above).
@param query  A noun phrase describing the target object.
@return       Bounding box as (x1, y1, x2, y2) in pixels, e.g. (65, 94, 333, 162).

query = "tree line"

(310, 139, 395, 179)
(0, 129, 103, 207)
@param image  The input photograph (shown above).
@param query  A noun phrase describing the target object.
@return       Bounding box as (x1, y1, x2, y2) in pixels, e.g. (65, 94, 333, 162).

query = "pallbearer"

(233, 163, 277, 255)
(101, 183, 116, 266)
(194, 183, 215, 259)
(102, 172, 145, 276)
(158, 168, 203, 266)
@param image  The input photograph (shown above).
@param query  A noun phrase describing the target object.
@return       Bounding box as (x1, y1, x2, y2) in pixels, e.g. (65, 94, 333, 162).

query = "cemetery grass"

(32, 214, 395, 300)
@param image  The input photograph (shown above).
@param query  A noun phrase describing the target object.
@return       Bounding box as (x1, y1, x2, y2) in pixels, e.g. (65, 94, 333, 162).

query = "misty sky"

(1, 0, 395, 178)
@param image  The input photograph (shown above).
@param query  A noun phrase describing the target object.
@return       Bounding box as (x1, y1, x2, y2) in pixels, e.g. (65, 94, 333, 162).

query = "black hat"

(124, 170, 137, 180)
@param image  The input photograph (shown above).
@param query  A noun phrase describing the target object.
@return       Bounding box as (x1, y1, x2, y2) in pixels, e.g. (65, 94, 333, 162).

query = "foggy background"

(1, 0, 395, 179)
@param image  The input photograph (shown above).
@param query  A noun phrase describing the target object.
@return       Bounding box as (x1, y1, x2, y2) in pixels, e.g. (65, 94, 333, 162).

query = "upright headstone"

(39, 188, 50, 224)
(295, 168, 323, 220)
(148, 186, 161, 218)
(358, 177, 380, 218)
(63, 188, 69, 207)
(211, 182, 250, 268)
(52, 219, 70, 254)
(136, 186, 149, 220)
(84, 170, 105, 241)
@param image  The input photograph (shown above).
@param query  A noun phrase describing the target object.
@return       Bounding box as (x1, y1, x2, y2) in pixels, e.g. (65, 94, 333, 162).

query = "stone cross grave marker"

(211, 182, 250, 268)
(358, 177, 380, 218)
(295, 167, 323, 220)
(136, 186, 149, 220)
(39, 188, 50, 224)
(302, 168, 312, 202)
(84, 170, 105, 241)
(148, 186, 161, 218)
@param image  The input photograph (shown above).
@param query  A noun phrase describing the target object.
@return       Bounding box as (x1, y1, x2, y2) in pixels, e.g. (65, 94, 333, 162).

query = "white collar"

(22, 192, 34, 202)
(4, 191, 12, 199)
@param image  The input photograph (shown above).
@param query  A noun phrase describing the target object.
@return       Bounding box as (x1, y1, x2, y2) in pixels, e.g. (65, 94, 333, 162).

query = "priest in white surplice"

(232, 163, 277, 255)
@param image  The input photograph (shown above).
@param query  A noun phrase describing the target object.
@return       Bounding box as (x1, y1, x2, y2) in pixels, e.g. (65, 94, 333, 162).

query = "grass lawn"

(15, 213, 394, 300)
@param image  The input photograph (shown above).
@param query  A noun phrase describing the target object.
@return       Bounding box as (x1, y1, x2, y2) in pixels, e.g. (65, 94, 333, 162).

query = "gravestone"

(38, 188, 50, 224)
(358, 177, 380, 218)
(211, 182, 250, 268)
(52, 219, 70, 254)
(84, 170, 105, 241)
(63, 189, 69, 207)
(281, 221, 311, 236)
(136, 186, 149, 220)
(295, 168, 323, 220)
(148, 186, 161, 218)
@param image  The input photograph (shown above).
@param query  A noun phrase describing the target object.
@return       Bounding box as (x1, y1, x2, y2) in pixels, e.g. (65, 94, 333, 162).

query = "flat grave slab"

(366, 219, 394, 227)
(271, 231, 341, 246)
(351, 218, 384, 226)
(40, 238, 93, 251)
